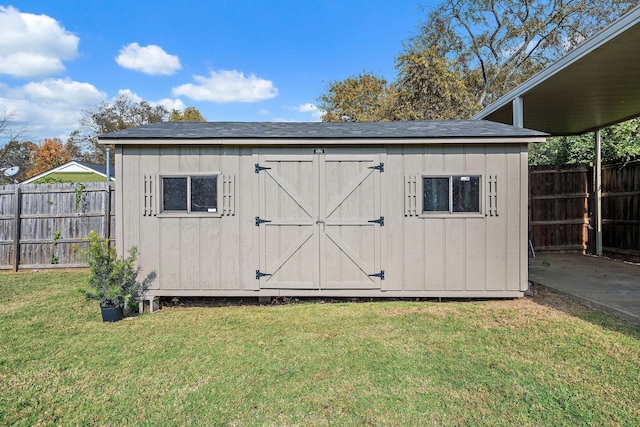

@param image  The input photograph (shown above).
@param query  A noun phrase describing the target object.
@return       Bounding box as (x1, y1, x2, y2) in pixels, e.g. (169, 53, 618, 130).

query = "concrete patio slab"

(529, 253, 640, 324)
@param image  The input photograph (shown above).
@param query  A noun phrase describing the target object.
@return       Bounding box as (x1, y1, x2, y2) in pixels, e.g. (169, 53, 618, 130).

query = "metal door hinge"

(368, 216, 384, 226)
(255, 164, 271, 173)
(255, 217, 272, 226)
(256, 270, 272, 280)
(368, 270, 385, 280)
(368, 163, 384, 172)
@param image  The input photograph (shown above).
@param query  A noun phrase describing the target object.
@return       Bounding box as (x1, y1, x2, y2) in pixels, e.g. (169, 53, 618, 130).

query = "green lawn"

(0, 270, 638, 426)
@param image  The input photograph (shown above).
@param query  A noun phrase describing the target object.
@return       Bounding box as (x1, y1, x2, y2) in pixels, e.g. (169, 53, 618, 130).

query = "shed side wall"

(117, 142, 528, 296)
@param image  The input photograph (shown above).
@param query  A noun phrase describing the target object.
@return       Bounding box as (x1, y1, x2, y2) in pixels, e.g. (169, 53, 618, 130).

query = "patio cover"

(473, 5, 640, 257)
(472, 5, 640, 136)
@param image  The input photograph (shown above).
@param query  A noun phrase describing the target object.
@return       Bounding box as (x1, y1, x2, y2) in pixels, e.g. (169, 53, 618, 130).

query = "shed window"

(162, 175, 217, 213)
(423, 176, 480, 213)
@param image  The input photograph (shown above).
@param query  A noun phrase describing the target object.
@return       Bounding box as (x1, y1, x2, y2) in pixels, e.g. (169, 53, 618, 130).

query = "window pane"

(423, 177, 450, 212)
(191, 176, 217, 212)
(163, 178, 187, 211)
(452, 176, 480, 212)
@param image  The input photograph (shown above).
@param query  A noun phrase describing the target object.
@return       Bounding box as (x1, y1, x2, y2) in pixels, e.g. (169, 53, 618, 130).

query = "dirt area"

(159, 283, 595, 316)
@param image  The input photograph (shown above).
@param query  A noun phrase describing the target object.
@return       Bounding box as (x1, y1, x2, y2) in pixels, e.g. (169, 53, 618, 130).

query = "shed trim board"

(103, 121, 545, 298)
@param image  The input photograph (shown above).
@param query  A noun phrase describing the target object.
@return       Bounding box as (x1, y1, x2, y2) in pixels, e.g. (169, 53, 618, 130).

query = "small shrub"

(81, 231, 155, 308)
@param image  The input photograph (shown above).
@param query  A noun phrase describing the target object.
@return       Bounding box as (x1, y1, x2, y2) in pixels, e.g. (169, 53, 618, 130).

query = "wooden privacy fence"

(529, 159, 640, 260)
(0, 182, 114, 270)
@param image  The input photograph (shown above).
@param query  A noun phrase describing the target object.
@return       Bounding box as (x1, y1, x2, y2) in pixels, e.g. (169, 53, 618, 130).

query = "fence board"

(530, 159, 640, 260)
(529, 164, 590, 253)
(0, 182, 115, 270)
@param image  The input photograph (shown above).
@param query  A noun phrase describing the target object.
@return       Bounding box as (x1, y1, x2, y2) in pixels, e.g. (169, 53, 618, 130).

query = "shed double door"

(256, 150, 384, 290)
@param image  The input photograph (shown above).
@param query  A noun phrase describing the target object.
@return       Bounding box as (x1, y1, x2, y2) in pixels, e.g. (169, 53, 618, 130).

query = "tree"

(169, 106, 206, 122)
(78, 93, 169, 163)
(411, 0, 639, 111)
(391, 44, 474, 120)
(0, 107, 35, 183)
(529, 118, 640, 165)
(318, 71, 392, 122)
(0, 140, 36, 184)
(25, 138, 72, 178)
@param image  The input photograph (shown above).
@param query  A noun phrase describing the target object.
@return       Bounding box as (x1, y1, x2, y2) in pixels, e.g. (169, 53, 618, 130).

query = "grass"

(0, 270, 639, 426)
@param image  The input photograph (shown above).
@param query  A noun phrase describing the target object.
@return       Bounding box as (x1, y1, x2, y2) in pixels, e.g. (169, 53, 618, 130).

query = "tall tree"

(0, 107, 35, 183)
(170, 106, 206, 122)
(318, 71, 392, 122)
(25, 138, 72, 178)
(391, 44, 474, 120)
(412, 0, 639, 110)
(0, 140, 36, 184)
(78, 93, 169, 163)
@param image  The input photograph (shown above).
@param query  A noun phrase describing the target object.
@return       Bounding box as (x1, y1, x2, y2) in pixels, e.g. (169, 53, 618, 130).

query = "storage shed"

(100, 120, 546, 299)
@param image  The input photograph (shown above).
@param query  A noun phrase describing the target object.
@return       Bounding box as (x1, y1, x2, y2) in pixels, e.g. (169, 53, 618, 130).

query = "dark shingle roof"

(99, 120, 547, 140)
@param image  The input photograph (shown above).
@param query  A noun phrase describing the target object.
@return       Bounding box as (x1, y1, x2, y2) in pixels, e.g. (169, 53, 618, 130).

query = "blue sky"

(0, 1, 438, 143)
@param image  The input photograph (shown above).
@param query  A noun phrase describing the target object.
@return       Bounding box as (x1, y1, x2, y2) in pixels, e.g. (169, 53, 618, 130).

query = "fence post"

(12, 186, 21, 271)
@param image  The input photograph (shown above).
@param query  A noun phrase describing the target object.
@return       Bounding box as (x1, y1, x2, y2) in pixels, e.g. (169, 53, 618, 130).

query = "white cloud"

(172, 70, 278, 103)
(0, 6, 79, 78)
(0, 79, 106, 142)
(116, 43, 181, 76)
(290, 103, 323, 121)
(115, 88, 184, 111)
(156, 97, 185, 112)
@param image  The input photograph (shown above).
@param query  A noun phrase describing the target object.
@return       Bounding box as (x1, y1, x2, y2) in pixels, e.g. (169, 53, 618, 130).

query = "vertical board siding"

(117, 142, 529, 295)
(0, 182, 114, 269)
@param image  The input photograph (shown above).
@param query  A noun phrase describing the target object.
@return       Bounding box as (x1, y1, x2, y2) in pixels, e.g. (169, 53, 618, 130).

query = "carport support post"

(512, 96, 524, 128)
(595, 129, 603, 256)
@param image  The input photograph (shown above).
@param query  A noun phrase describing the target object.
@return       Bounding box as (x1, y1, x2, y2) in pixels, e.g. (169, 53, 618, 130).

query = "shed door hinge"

(255, 216, 272, 226)
(256, 270, 272, 280)
(368, 163, 384, 172)
(255, 164, 272, 173)
(367, 216, 384, 226)
(368, 270, 385, 280)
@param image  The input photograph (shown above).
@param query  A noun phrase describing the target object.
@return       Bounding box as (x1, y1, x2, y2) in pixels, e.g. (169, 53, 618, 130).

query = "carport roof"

(472, 5, 640, 136)
(99, 120, 546, 144)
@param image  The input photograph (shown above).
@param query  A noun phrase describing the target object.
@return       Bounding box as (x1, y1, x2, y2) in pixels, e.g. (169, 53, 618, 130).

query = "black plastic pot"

(100, 305, 124, 322)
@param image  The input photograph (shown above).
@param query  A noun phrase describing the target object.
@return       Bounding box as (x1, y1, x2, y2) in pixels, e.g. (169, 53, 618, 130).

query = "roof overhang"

(472, 5, 640, 136)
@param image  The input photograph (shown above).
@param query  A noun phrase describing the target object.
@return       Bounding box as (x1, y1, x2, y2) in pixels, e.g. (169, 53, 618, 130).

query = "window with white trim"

(423, 175, 480, 213)
(162, 175, 218, 213)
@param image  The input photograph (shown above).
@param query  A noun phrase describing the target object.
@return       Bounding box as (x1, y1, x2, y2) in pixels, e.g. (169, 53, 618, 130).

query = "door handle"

(316, 216, 325, 224)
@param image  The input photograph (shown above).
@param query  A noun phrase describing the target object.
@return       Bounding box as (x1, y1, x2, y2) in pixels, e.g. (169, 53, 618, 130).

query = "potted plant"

(81, 231, 154, 322)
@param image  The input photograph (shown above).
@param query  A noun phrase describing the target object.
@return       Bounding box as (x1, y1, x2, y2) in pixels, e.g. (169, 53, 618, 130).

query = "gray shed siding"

(115, 141, 529, 298)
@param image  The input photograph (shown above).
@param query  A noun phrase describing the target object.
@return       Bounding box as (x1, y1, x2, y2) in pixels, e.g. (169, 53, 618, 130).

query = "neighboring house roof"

(99, 120, 547, 143)
(472, 5, 640, 136)
(21, 161, 115, 184)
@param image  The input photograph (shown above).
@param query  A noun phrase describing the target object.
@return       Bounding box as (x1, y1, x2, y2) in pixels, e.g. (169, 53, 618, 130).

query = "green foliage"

(529, 117, 640, 165)
(392, 43, 475, 120)
(33, 175, 71, 184)
(318, 71, 392, 122)
(74, 182, 85, 212)
(76, 92, 169, 164)
(50, 231, 62, 264)
(81, 230, 154, 307)
(412, 0, 638, 110)
(169, 106, 206, 122)
(317, 0, 637, 122)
